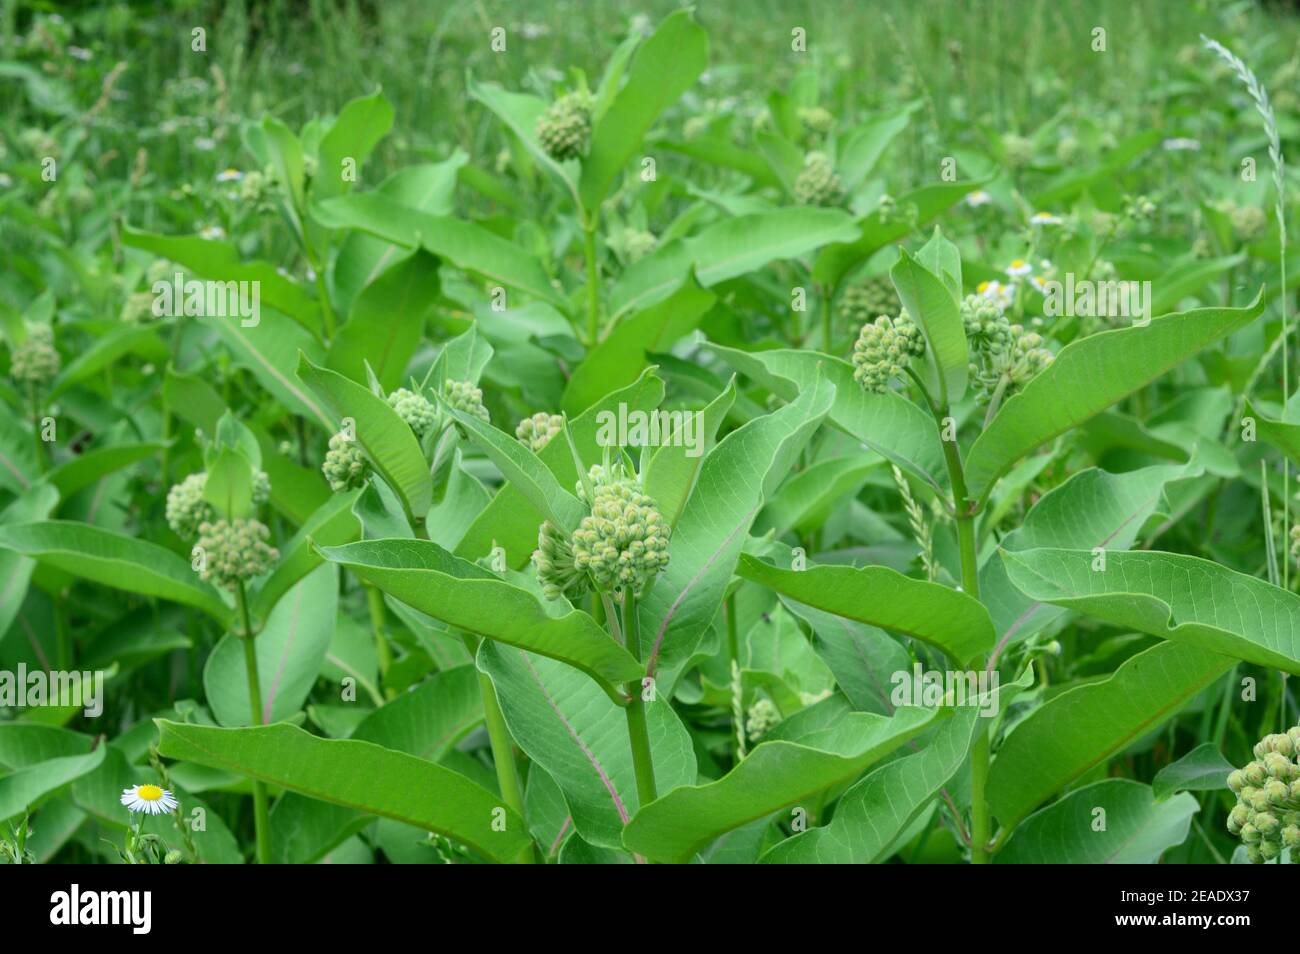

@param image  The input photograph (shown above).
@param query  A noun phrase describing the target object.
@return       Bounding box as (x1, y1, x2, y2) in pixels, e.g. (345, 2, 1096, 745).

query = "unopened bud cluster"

(10, 323, 60, 386)
(166, 470, 270, 539)
(837, 277, 899, 332)
(516, 412, 564, 452)
(745, 697, 781, 742)
(794, 152, 844, 207)
(442, 379, 490, 423)
(534, 464, 671, 600)
(1226, 727, 1300, 863)
(195, 518, 278, 590)
(537, 92, 593, 162)
(387, 388, 438, 437)
(322, 432, 369, 491)
(851, 312, 925, 394)
(967, 296, 1053, 404)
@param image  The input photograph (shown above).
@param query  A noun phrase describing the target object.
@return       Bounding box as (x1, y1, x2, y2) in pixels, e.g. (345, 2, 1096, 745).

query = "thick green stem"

(365, 584, 394, 696)
(937, 408, 991, 863)
(621, 592, 658, 807)
(819, 285, 834, 354)
(236, 582, 272, 865)
(583, 223, 601, 346)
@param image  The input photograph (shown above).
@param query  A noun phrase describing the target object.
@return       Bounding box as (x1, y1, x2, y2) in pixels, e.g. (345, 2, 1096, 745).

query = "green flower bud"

(164, 849, 183, 864)
(533, 520, 589, 603)
(836, 277, 900, 331)
(1245, 760, 1269, 786)
(745, 697, 782, 742)
(516, 412, 565, 452)
(797, 105, 834, 137)
(852, 315, 918, 394)
(793, 152, 845, 207)
(575, 462, 638, 505)
(166, 472, 213, 539)
(1249, 788, 1273, 813)
(1231, 204, 1268, 243)
(194, 518, 278, 590)
(1258, 839, 1281, 861)
(1227, 768, 1247, 793)
(961, 294, 1013, 355)
(1264, 752, 1295, 781)
(1245, 844, 1264, 864)
(1254, 811, 1281, 838)
(387, 388, 438, 437)
(442, 379, 490, 424)
(536, 92, 593, 162)
(1001, 133, 1034, 168)
(1283, 825, 1300, 850)
(1240, 822, 1261, 844)
(322, 432, 369, 491)
(1229, 803, 1251, 829)
(569, 480, 671, 595)
(10, 323, 61, 386)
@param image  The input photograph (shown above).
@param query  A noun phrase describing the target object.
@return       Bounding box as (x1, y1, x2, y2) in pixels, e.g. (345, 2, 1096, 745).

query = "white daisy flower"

(193, 137, 216, 152)
(1006, 258, 1033, 278)
(977, 280, 1013, 309)
(216, 168, 243, 183)
(121, 784, 178, 815)
(68, 46, 93, 62)
(964, 190, 991, 208)
(1030, 275, 1049, 293)
(199, 225, 225, 240)
(1030, 211, 1061, 226)
(1161, 137, 1200, 152)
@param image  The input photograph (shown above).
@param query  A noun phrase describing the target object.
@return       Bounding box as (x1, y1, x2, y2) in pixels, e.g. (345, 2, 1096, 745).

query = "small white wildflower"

(193, 137, 216, 152)
(67, 45, 93, 61)
(1162, 137, 1201, 152)
(121, 784, 179, 815)
(1005, 258, 1033, 278)
(964, 190, 992, 208)
(216, 168, 243, 183)
(199, 225, 226, 240)
(1030, 211, 1061, 226)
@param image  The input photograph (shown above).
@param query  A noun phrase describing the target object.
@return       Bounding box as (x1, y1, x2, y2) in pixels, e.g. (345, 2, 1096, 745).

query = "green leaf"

(688, 208, 860, 286)
(328, 250, 439, 390)
(45, 442, 165, 499)
(761, 704, 983, 863)
(987, 641, 1230, 831)
(1246, 399, 1300, 466)
(995, 779, 1197, 864)
(450, 410, 586, 535)
(48, 325, 166, 399)
(623, 705, 941, 863)
(319, 538, 643, 696)
(642, 377, 736, 530)
(737, 554, 995, 666)
(313, 89, 394, 202)
(467, 78, 579, 206)
(311, 194, 565, 308)
(578, 10, 709, 211)
(837, 106, 916, 189)
(964, 292, 1264, 502)
(639, 376, 834, 685)
(1153, 743, 1236, 801)
(1001, 547, 1300, 675)
(478, 642, 697, 851)
(249, 489, 360, 621)
(0, 747, 106, 824)
(0, 484, 58, 636)
(154, 720, 532, 863)
(891, 245, 967, 403)
(0, 521, 230, 623)
(205, 565, 338, 726)
(296, 354, 432, 520)
(707, 344, 947, 492)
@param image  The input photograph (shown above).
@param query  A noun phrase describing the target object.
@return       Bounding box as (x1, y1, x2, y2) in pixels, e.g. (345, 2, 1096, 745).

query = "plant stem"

(235, 582, 272, 865)
(583, 222, 601, 346)
(365, 584, 394, 697)
(819, 284, 834, 354)
(29, 383, 45, 472)
(621, 592, 658, 807)
(936, 406, 991, 863)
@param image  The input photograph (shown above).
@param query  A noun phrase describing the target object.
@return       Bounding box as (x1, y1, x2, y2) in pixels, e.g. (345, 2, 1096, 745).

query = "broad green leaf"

(455, 369, 664, 565)
(450, 410, 586, 535)
(204, 565, 338, 726)
(0, 521, 230, 623)
(623, 705, 941, 863)
(296, 355, 432, 520)
(964, 292, 1265, 502)
(1246, 399, 1300, 465)
(478, 641, 697, 851)
(122, 226, 324, 335)
(578, 10, 709, 210)
(987, 641, 1230, 831)
(1030, 130, 1162, 206)
(313, 89, 394, 201)
(0, 724, 94, 768)
(351, 665, 483, 757)
(891, 245, 966, 403)
(995, 779, 1197, 864)
(467, 78, 579, 206)
(250, 489, 361, 621)
(0, 747, 106, 823)
(0, 412, 38, 494)
(756, 456, 879, 538)
(761, 704, 983, 863)
(45, 442, 165, 499)
(164, 366, 226, 434)
(837, 105, 916, 189)
(48, 325, 166, 399)
(638, 376, 835, 686)
(0, 484, 58, 636)
(737, 554, 995, 666)
(562, 277, 715, 415)
(312, 194, 565, 308)
(155, 720, 532, 863)
(688, 208, 859, 286)
(1001, 547, 1300, 674)
(707, 344, 946, 492)
(319, 538, 643, 695)
(202, 447, 254, 520)
(1152, 743, 1235, 800)
(642, 377, 736, 530)
(328, 250, 439, 390)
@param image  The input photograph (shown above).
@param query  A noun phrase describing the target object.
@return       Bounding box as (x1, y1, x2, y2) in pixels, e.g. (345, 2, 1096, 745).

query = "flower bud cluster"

(1227, 727, 1300, 863)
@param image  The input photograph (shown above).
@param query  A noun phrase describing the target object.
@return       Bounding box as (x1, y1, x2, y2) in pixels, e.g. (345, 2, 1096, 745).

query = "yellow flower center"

(1010, 259, 1027, 268)
(137, 784, 163, 801)
(977, 281, 991, 293)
